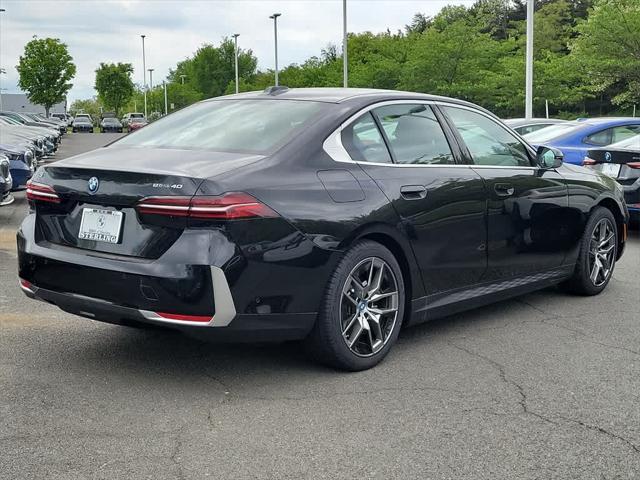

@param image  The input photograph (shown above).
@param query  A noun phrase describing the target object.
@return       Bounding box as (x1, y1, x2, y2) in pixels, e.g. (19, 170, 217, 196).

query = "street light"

(0, 8, 5, 111)
(179, 74, 187, 85)
(525, 0, 533, 119)
(141, 34, 147, 117)
(269, 13, 281, 86)
(343, 0, 348, 88)
(148, 68, 154, 90)
(232, 33, 240, 94)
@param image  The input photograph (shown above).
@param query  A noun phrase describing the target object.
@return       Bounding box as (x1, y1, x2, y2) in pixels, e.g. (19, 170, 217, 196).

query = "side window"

(372, 104, 454, 165)
(585, 129, 612, 146)
(341, 112, 392, 164)
(443, 107, 532, 167)
(612, 125, 640, 143)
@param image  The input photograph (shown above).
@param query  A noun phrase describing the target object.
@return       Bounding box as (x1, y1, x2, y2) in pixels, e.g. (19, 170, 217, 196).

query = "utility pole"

(163, 81, 168, 116)
(525, 0, 534, 119)
(269, 13, 281, 86)
(232, 33, 240, 94)
(0, 8, 6, 111)
(141, 34, 147, 117)
(343, 0, 348, 88)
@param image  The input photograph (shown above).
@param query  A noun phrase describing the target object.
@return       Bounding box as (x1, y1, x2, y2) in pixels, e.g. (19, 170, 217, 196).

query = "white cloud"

(0, 0, 473, 103)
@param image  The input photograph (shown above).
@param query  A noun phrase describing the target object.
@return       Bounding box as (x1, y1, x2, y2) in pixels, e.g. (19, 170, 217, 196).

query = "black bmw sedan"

(18, 88, 629, 370)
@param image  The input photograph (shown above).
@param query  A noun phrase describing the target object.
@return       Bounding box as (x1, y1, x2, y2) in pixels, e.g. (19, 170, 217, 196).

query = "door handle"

(400, 185, 427, 200)
(494, 183, 515, 197)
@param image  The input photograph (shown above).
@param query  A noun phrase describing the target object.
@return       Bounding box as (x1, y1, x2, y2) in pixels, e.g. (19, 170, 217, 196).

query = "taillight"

(627, 162, 640, 169)
(583, 157, 596, 166)
(26, 180, 60, 204)
(136, 192, 278, 220)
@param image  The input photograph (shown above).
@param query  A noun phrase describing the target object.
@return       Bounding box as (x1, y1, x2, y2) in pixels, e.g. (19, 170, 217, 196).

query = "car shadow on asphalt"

(52, 286, 562, 380)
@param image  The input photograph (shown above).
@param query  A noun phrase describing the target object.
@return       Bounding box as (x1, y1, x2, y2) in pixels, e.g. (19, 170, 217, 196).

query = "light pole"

(0, 8, 5, 111)
(269, 13, 281, 86)
(343, 0, 348, 88)
(525, 0, 533, 119)
(179, 74, 187, 85)
(232, 33, 240, 94)
(141, 34, 147, 117)
(148, 68, 154, 90)
(163, 81, 168, 116)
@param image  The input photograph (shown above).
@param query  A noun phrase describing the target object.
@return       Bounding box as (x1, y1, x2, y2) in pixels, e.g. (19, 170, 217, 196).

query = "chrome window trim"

(323, 99, 538, 170)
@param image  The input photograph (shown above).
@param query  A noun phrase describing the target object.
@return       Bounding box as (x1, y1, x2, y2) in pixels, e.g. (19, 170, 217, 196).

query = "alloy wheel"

(588, 218, 616, 287)
(340, 257, 399, 357)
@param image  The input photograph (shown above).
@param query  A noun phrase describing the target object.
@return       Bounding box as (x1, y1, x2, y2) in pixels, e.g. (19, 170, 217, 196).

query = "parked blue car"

(523, 118, 640, 165)
(0, 143, 35, 190)
(0, 154, 13, 205)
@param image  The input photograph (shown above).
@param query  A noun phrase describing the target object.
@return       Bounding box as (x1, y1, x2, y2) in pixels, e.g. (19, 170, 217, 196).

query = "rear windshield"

(115, 99, 326, 153)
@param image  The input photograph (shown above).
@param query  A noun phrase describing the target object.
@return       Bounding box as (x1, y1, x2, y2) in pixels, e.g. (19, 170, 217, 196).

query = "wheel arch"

(594, 196, 626, 260)
(340, 223, 424, 326)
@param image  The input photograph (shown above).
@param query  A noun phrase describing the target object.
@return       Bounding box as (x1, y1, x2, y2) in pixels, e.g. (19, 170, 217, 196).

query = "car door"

(440, 105, 570, 281)
(340, 102, 487, 296)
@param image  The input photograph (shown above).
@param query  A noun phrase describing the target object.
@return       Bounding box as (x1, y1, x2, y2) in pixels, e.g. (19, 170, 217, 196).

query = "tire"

(305, 240, 406, 371)
(562, 206, 618, 295)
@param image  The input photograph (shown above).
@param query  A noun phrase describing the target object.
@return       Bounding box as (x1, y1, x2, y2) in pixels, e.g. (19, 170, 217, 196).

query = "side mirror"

(536, 146, 563, 169)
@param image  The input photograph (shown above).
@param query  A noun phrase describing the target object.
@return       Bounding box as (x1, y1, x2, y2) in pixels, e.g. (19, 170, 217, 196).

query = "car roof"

(209, 87, 485, 109)
(576, 117, 640, 126)
(504, 118, 568, 127)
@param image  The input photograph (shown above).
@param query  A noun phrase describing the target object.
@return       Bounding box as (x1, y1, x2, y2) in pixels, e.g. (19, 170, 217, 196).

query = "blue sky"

(0, 0, 473, 102)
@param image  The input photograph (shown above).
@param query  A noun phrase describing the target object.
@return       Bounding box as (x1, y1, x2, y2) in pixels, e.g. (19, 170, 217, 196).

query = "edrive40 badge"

(605, 152, 612, 162)
(87, 176, 100, 194)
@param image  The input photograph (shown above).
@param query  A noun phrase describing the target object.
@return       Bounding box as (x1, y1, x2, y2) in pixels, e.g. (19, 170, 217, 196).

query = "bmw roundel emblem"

(605, 152, 612, 163)
(88, 176, 99, 194)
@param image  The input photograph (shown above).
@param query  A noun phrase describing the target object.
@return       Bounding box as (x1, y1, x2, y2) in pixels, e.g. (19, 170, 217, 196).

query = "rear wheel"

(563, 207, 617, 295)
(305, 240, 405, 371)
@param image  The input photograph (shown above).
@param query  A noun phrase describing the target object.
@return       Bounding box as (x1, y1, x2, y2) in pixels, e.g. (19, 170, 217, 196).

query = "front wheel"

(305, 240, 405, 371)
(563, 207, 618, 295)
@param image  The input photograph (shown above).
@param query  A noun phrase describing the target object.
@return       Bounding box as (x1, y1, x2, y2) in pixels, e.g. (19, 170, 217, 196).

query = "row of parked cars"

(0, 111, 67, 206)
(66, 112, 148, 133)
(505, 117, 640, 223)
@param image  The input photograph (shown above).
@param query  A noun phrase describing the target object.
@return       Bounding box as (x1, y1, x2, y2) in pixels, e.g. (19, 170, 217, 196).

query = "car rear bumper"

(19, 279, 315, 341)
(622, 183, 639, 219)
(16, 213, 322, 340)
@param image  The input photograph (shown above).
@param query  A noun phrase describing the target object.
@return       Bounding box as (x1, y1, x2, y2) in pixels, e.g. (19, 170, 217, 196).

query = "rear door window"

(371, 104, 455, 165)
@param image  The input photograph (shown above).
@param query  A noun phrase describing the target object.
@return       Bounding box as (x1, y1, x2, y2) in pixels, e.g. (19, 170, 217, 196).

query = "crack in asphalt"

(447, 340, 640, 456)
(517, 298, 640, 358)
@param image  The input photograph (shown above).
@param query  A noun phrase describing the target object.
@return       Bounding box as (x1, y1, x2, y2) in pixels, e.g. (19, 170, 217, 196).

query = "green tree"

(16, 37, 76, 117)
(571, 0, 640, 107)
(94, 62, 135, 117)
(168, 38, 258, 99)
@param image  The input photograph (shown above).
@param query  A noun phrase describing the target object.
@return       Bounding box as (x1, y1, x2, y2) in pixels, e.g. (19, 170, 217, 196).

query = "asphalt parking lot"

(1, 133, 639, 479)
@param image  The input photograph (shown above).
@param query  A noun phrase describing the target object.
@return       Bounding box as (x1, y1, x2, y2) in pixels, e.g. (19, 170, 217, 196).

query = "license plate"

(601, 163, 621, 178)
(78, 208, 123, 244)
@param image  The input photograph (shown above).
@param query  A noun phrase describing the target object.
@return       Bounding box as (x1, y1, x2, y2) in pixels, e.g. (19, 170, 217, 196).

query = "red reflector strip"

(26, 180, 60, 203)
(627, 162, 640, 169)
(154, 312, 212, 322)
(18, 278, 34, 293)
(582, 157, 596, 165)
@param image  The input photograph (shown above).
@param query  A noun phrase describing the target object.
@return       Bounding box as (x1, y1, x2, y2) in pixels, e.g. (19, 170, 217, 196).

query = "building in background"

(0, 93, 66, 115)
